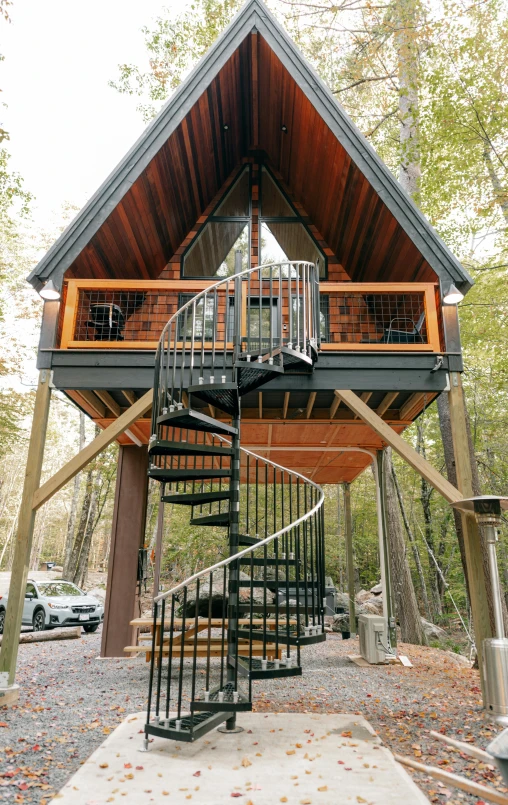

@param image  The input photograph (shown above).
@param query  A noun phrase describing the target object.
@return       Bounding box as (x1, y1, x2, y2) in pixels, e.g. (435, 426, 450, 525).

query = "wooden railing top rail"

(59, 278, 441, 353)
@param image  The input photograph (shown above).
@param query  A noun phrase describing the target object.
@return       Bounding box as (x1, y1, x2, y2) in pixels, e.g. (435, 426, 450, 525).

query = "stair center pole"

(220, 250, 244, 735)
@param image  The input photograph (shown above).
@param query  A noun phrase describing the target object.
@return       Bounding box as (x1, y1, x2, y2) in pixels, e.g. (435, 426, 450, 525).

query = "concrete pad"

(50, 712, 429, 805)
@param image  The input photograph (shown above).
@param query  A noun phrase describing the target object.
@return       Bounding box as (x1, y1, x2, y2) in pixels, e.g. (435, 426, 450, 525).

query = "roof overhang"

(28, 0, 473, 293)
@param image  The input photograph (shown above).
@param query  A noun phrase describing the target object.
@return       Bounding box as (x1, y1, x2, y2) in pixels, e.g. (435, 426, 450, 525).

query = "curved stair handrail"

(143, 257, 325, 747)
(154, 438, 324, 603)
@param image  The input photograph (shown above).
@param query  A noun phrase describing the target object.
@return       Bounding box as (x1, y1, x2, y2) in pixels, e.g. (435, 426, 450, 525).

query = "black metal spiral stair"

(143, 256, 325, 747)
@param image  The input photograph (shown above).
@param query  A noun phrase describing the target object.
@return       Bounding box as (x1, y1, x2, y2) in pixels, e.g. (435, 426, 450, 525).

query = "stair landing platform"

(49, 712, 429, 804)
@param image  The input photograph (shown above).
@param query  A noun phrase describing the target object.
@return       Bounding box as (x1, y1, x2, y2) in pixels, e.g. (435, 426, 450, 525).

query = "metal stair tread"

(148, 467, 231, 482)
(191, 682, 251, 713)
(231, 655, 302, 680)
(149, 439, 234, 458)
(156, 407, 238, 436)
(190, 512, 230, 527)
(162, 490, 232, 505)
(237, 627, 326, 646)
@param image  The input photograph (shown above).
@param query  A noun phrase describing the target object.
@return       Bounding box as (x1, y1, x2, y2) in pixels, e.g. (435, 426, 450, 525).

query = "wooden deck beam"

(33, 390, 153, 511)
(334, 389, 461, 503)
(94, 390, 122, 418)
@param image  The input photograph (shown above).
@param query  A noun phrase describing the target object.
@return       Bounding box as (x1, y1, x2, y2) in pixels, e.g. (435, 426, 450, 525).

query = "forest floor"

(1, 630, 506, 805)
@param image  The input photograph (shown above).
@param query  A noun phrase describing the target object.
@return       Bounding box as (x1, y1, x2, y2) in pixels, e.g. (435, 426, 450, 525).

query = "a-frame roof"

(28, 0, 472, 292)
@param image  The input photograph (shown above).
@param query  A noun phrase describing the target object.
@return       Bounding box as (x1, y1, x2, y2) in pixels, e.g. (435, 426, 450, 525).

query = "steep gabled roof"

(28, 0, 472, 291)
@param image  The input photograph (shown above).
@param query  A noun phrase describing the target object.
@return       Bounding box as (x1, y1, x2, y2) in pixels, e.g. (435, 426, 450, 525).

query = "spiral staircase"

(143, 255, 326, 746)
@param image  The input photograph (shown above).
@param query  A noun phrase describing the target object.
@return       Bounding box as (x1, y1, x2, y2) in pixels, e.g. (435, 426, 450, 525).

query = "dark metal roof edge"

(27, 0, 264, 289)
(250, 2, 472, 290)
(28, 0, 472, 291)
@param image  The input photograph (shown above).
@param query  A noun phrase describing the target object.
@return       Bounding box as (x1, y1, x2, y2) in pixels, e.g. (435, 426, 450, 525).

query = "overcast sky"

(2, 0, 188, 226)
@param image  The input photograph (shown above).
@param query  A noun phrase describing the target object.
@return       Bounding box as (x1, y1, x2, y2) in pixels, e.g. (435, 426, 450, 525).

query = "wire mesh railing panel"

(320, 291, 428, 345)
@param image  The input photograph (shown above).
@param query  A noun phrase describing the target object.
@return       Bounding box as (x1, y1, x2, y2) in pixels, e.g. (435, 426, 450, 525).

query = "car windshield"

(37, 582, 83, 597)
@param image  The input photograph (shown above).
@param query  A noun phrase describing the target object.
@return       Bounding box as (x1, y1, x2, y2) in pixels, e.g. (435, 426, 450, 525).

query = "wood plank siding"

(61, 33, 440, 290)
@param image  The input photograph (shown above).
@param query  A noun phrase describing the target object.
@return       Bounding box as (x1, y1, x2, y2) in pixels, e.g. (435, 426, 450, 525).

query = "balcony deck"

(46, 278, 451, 483)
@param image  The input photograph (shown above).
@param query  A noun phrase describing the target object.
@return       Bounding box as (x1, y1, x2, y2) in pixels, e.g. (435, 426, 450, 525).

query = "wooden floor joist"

(334, 389, 462, 503)
(32, 389, 154, 511)
(376, 391, 399, 417)
(258, 392, 263, 419)
(73, 390, 107, 419)
(122, 390, 138, 406)
(305, 392, 317, 419)
(94, 390, 122, 418)
(282, 391, 290, 419)
(329, 395, 341, 419)
(399, 392, 423, 421)
(353, 391, 372, 420)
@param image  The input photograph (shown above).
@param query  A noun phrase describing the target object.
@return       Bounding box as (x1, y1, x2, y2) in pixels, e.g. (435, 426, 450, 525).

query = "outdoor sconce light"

(39, 279, 61, 301)
(452, 495, 508, 723)
(442, 282, 464, 305)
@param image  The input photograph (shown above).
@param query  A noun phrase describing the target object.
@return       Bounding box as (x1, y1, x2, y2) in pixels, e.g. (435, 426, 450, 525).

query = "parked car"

(0, 580, 104, 634)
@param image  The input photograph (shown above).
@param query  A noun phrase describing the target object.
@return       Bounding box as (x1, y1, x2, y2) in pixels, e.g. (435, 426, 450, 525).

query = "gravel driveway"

(0, 629, 506, 804)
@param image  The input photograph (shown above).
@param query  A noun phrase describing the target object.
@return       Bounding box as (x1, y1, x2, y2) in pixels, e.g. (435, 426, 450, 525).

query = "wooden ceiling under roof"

(64, 33, 439, 286)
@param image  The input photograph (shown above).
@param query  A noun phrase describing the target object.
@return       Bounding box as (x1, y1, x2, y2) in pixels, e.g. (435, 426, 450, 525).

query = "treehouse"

(2, 0, 490, 738)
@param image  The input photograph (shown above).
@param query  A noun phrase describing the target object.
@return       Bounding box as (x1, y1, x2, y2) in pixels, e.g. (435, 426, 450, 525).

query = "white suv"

(0, 580, 104, 634)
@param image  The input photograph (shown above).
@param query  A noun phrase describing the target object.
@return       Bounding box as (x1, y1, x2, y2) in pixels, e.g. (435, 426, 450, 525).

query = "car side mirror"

(25, 593, 34, 601)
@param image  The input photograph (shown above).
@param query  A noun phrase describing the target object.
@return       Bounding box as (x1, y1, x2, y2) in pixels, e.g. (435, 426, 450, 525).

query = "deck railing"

(59, 279, 441, 352)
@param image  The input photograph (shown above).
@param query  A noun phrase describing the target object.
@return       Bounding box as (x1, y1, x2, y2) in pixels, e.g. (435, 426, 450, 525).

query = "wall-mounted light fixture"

(443, 282, 464, 305)
(39, 280, 61, 301)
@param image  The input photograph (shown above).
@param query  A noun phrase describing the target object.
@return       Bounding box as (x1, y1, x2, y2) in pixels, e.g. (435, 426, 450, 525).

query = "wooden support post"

(448, 372, 492, 668)
(343, 483, 356, 637)
(101, 445, 149, 658)
(376, 450, 397, 649)
(0, 370, 52, 689)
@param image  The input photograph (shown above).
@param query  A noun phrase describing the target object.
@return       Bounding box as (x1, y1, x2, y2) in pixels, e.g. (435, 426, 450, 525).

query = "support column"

(0, 370, 52, 693)
(152, 484, 165, 599)
(375, 451, 397, 650)
(101, 445, 149, 658)
(343, 483, 356, 637)
(448, 372, 492, 668)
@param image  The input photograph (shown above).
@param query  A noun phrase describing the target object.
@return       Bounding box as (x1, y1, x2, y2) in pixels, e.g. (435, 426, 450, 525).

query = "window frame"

(177, 293, 217, 341)
(259, 166, 327, 279)
(180, 166, 252, 279)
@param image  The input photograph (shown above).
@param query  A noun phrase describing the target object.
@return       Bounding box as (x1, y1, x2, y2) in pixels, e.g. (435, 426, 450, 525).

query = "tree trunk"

(437, 392, 508, 633)
(391, 462, 432, 620)
(394, 0, 422, 202)
(63, 412, 86, 577)
(416, 425, 442, 617)
(67, 464, 94, 582)
(383, 448, 426, 645)
(74, 471, 101, 589)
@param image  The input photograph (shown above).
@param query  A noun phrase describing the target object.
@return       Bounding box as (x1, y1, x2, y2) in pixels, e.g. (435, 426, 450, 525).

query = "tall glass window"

(259, 168, 326, 277)
(182, 168, 250, 278)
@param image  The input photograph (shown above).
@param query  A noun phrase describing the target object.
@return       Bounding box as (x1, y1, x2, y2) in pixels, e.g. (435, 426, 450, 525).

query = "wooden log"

(0, 627, 82, 646)
(395, 754, 508, 805)
(429, 730, 493, 763)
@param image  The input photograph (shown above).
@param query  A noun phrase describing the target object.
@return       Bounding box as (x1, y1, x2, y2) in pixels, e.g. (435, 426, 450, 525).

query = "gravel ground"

(1, 628, 506, 804)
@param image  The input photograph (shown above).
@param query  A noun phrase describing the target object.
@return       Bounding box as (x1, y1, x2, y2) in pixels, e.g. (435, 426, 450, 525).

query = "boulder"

(356, 589, 372, 604)
(370, 583, 383, 596)
(421, 618, 447, 640)
(363, 598, 383, 615)
(335, 592, 350, 610)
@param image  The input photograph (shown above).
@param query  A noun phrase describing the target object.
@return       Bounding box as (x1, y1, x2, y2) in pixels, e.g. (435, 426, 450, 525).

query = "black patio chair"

(86, 303, 126, 341)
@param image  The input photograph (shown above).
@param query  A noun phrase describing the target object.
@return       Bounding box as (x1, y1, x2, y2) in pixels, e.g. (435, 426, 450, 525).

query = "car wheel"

(32, 609, 46, 632)
(83, 623, 100, 633)
(0, 609, 5, 635)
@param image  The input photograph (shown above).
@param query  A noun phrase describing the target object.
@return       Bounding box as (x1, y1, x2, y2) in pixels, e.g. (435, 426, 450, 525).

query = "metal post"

(376, 450, 397, 650)
(0, 369, 52, 696)
(221, 250, 243, 733)
(480, 516, 505, 640)
(343, 483, 356, 637)
(153, 485, 165, 599)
